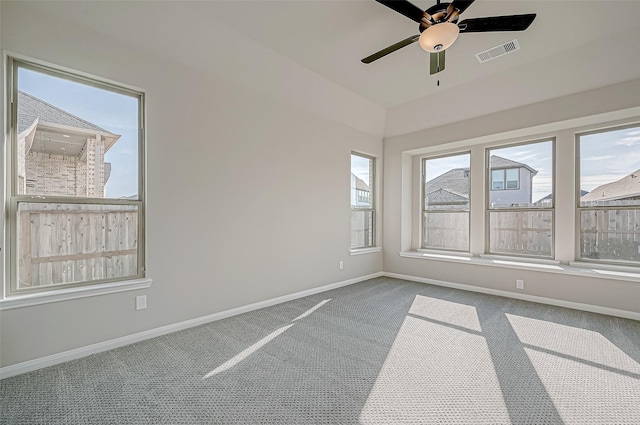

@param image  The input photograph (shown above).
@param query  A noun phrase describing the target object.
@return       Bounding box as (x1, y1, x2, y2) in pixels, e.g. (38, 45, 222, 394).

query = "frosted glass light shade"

(418, 22, 460, 53)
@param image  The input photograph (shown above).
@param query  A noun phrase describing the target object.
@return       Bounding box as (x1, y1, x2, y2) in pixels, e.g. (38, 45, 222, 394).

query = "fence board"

(17, 204, 139, 288)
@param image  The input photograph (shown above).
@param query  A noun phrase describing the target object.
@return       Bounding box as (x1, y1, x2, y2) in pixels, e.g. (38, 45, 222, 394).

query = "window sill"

(0, 278, 153, 310)
(350, 247, 382, 256)
(399, 251, 640, 283)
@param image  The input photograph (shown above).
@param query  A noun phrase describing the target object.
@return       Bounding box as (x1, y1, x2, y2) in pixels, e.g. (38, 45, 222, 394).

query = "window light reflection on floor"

(506, 313, 640, 423)
(202, 299, 331, 379)
(360, 296, 510, 424)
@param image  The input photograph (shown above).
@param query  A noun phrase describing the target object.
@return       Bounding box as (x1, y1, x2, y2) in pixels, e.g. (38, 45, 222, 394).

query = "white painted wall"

(0, 2, 383, 367)
(384, 80, 640, 314)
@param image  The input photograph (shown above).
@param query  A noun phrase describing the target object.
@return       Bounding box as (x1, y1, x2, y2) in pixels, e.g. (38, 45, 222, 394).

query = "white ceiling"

(14, 0, 640, 134)
(194, 0, 640, 108)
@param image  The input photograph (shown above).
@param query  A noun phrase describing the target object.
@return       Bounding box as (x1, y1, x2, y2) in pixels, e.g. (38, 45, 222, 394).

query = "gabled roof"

(18, 91, 107, 133)
(490, 155, 538, 175)
(426, 188, 469, 205)
(352, 173, 370, 192)
(425, 167, 470, 199)
(581, 169, 640, 202)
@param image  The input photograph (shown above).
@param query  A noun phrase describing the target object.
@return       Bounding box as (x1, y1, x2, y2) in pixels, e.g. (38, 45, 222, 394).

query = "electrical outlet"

(516, 279, 524, 290)
(339, 260, 344, 270)
(136, 295, 147, 310)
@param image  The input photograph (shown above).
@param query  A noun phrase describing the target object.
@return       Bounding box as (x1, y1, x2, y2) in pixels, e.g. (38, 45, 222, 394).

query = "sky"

(351, 154, 372, 184)
(424, 128, 640, 203)
(18, 67, 139, 198)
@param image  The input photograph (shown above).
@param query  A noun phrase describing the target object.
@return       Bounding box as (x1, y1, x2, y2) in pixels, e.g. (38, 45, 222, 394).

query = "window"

(422, 152, 470, 251)
(487, 140, 554, 257)
(577, 124, 640, 266)
(5, 57, 145, 296)
(351, 153, 375, 248)
(491, 168, 520, 191)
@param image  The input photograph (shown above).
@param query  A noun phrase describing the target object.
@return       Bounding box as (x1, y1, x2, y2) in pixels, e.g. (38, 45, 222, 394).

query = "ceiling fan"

(362, 0, 536, 75)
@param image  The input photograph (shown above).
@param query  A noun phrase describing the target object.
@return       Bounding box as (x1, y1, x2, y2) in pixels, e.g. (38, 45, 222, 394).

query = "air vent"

(475, 39, 520, 63)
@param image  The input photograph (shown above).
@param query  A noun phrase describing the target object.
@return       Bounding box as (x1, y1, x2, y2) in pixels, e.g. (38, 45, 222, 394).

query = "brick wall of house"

(25, 137, 106, 197)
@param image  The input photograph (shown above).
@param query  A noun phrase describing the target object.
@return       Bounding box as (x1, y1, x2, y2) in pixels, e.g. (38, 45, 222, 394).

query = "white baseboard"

(384, 272, 640, 321)
(0, 272, 383, 380)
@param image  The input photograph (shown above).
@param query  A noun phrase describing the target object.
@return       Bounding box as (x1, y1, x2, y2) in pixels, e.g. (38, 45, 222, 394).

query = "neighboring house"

(488, 156, 538, 206)
(581, 169, 640, 203)
(425, 155, 538, 208)
(16, 91, 120, 198)
(424, 167, 470, 209)
(351, 173, 371, 207)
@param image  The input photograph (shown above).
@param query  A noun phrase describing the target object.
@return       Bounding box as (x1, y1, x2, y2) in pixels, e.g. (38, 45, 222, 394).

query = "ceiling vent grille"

(475, 39, 520, 63)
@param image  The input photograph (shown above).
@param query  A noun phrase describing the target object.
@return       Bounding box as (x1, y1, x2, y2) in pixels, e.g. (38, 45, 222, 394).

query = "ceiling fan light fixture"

(418, 22, 460, 53)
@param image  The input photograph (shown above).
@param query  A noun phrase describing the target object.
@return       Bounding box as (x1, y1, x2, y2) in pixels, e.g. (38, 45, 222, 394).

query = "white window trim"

(486, 139, 555, 259)
(350, 246, 382, 255)
(575, 124, 640, 268)
(3, 54, 148, 299)
(351, 151, 377, 249)
(421, 152, 471, 252)
(0, 277, 152, 310)
(400, 251, 640, 283)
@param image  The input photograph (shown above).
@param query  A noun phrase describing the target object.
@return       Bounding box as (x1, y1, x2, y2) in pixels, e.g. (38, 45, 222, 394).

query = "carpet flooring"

(1, 277, 639, 424)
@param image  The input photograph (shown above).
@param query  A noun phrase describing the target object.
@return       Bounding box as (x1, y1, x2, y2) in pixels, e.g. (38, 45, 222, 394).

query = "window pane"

(506, 169, 519, 189)
(489, 141, 553, 208)
(489, 210, 552, 257)
(351, 210, 374, 248)
(580, 209, 640, 262)
(351, 154, 373, 208)
(423, 212, 469, 251)
(579, 125, 640, 207)
(491, 169, 504, 191)
(17, 202, 139, 289)
(424, 153, 470, 210)
(17, 67, 139, 199)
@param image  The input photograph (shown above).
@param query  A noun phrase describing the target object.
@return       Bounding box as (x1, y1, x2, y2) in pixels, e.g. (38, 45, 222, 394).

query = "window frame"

(350, 151, 375, 250)
(4, 56, 147, 297)
(421, 151, 471, 253)
(575, 123, 640, 267)
(485, 138, 556, 259)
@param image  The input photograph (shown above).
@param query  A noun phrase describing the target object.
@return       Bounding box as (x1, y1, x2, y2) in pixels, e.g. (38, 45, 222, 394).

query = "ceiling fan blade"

(450, 0, 475, 15)
(375, 0, 425, 23)
(362, 35, 420, 64)
(458, 14, 536, 33)
(430, 50, 446, 75)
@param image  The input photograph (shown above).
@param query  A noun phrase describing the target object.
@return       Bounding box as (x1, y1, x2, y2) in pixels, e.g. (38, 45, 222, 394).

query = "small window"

(487, 140, 554, 258)
(491, 169, 504, 190)
(351, 153, 375, 249)
(577, 124, 640, 266)
(506, 169, 520, 189)
(5, 57, 146, 296)
(491, 168, 519, 191)
(422, 152, 470, 252)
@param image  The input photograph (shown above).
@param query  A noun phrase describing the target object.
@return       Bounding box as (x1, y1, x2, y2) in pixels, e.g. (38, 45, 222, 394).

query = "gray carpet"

(1, 277, 639, 424)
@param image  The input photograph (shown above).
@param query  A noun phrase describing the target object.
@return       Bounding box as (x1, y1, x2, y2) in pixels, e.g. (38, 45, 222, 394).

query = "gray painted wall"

(0, 2, 383, 367)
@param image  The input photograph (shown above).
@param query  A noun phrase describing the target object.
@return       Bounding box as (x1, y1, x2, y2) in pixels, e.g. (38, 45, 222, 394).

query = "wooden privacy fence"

(18, 203, 139, 289)
(424, 210, 553, 256)
(580, 208, 640, 260)
(426, 208, 640, 260)
(489, 210, 553, 256)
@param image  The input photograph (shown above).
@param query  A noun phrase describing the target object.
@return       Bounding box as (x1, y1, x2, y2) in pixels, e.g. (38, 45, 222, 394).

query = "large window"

(351, 153, 375, 249)
(487, 140, 554, 258)
(577, 124, 640, 266)
(5, 57, 145, 295)
(422, 153, 470, 251)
